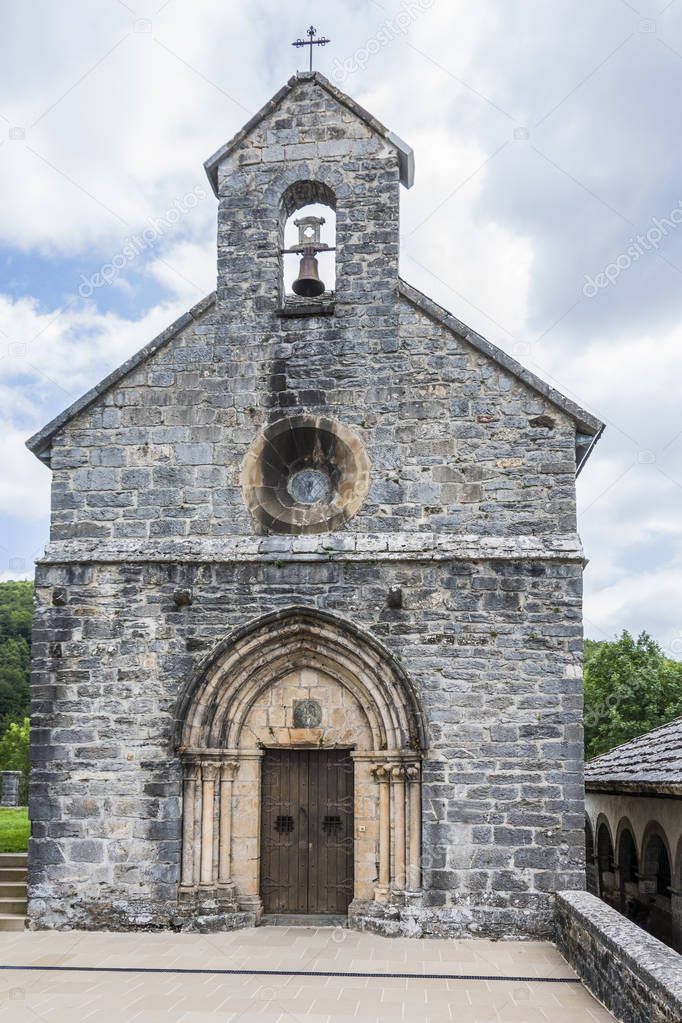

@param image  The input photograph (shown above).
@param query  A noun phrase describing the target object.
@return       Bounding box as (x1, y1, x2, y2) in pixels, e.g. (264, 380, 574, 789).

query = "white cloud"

(0, 254, 213, 521)
(0, 570, 34, 583)
(0, 292, 188, 412)
(1, 0, 682, 654)
(0, 425, 51, 519)
(584, 565, 682, 656)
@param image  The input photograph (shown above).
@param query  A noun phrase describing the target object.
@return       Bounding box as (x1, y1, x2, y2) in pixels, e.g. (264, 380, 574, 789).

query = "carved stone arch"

(280, 179, 337, 216)
(175, 606, 425, 752)
(585, 815, 595, 863)
(640, 820, 674, 947)
(174, 606, 426, 919)
(641, 820, 673, 888)
(264, 164, 351, 210)
(615, 817, 639, 913)
(596, 814, 615, 902)
(595, 813, 615, 857)
(615, 816, 638, 865)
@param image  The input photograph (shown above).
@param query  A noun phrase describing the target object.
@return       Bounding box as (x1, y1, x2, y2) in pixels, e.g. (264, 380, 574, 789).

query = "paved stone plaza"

(0, 926, 614, 1022)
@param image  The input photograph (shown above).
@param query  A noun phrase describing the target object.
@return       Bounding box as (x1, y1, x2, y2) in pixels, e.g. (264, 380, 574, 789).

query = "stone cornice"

(585, 780, 682, 798)
(37, 532, 584, 565)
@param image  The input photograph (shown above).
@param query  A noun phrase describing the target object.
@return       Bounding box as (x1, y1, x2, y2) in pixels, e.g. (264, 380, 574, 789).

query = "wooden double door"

(260, 749, 354, 915)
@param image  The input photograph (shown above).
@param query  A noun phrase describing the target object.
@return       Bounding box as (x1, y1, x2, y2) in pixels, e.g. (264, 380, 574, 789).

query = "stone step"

(0, 868, 27, 883)
(0, 882, 26, 898)
(0, 914, 25, 932)
(0, 854, 27, 869)
(260, 913, 348, 928)
(0, 897, 27, 914)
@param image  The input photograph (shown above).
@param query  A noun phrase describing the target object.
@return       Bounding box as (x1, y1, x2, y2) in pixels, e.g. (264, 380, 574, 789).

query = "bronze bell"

(287, 214, 329, 298)
(292, 250, 325, 297)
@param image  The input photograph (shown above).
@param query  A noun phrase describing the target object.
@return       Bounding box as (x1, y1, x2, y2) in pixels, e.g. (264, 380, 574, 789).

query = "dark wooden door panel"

(309, 750, 354, 914)
(261, 749, 307, 914)
(260, 749, 354, 915)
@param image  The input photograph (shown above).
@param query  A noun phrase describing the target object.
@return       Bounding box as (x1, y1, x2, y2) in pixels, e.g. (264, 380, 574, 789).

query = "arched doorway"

(585, 817, 598, 896)
(616, 825, 639, 919)
(174, 606, 425, 920)
(641, 827, 673, 946)
(597, 821, 616, 906)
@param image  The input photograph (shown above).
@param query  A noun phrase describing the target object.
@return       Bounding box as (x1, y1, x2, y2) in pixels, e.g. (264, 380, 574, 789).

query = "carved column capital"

(182, 761, 200, 783)
(201, 762, 220, 783)
(220, 760, 239, 782)
(372, 764, 392, 783)
(405, 763, 420, 783)
(390, 764, 408, 783)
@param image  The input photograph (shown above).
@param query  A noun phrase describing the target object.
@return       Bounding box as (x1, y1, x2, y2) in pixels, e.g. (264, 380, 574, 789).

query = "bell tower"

(203, 71, 413, 332)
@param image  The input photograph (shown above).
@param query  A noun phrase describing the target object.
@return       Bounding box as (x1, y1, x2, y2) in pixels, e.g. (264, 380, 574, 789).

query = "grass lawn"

(0, 807, 30, 853)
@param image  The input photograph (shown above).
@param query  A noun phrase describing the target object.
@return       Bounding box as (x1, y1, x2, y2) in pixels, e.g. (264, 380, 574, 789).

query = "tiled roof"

(585, 715, 682, 795)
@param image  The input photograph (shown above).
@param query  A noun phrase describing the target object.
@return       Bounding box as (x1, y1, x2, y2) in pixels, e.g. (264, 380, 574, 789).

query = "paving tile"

(0, 930, 617, 1022)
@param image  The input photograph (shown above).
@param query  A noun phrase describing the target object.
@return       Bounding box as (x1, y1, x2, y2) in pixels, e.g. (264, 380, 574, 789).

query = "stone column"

(671, 888, 682, 954)
(218, 760, 238, 885)
(181, 761, 200, 888)
(372, 764, 391, 901)
(200, 762, 219, 886)
(235, 749, 265, 920)
(391, 765, 407, 892)
(406, 763, 421, 891)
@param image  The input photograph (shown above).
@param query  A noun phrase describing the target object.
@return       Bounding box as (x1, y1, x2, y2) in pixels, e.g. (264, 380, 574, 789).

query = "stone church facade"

(26, 72, 603, 938)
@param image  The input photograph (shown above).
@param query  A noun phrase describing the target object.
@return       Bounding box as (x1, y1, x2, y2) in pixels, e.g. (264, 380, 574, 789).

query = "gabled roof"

(399, 281, 604, 473)
(585, 716, 682, 796)
(203, 71, 415, 195)
(26, 281, 604, 471)
(26, 292, 216, 465)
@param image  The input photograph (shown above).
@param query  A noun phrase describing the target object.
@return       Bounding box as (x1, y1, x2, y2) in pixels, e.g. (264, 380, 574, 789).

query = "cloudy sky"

(2, 0, 682, 653)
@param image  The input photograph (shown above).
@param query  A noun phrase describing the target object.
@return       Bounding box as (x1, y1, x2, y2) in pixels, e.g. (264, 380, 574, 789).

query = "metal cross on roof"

(292, 25, 330, 73)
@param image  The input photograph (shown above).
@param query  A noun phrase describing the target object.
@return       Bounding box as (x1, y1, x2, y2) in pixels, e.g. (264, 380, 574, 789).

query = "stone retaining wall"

(555, 890, 682, 1023)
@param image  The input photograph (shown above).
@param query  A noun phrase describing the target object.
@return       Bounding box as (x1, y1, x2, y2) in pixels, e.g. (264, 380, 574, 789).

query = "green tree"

(584, 631, 682, 759)
(0, 716, 30, 803)
(0, 581, 33, 727)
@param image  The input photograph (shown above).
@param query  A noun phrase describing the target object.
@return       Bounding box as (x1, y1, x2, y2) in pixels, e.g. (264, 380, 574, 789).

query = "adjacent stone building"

(585, 716, 682, 951)
(26, 71, 603, 937)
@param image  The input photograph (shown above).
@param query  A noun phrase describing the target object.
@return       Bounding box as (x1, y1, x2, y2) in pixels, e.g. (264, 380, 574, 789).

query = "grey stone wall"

(556, 890, 682, 1023)
(46, 293, 578, 544)
(29, 543, 584, 934)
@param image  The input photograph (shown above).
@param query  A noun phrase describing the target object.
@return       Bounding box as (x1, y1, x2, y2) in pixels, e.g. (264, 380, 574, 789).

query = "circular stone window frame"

(241, 415, 370, 535)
